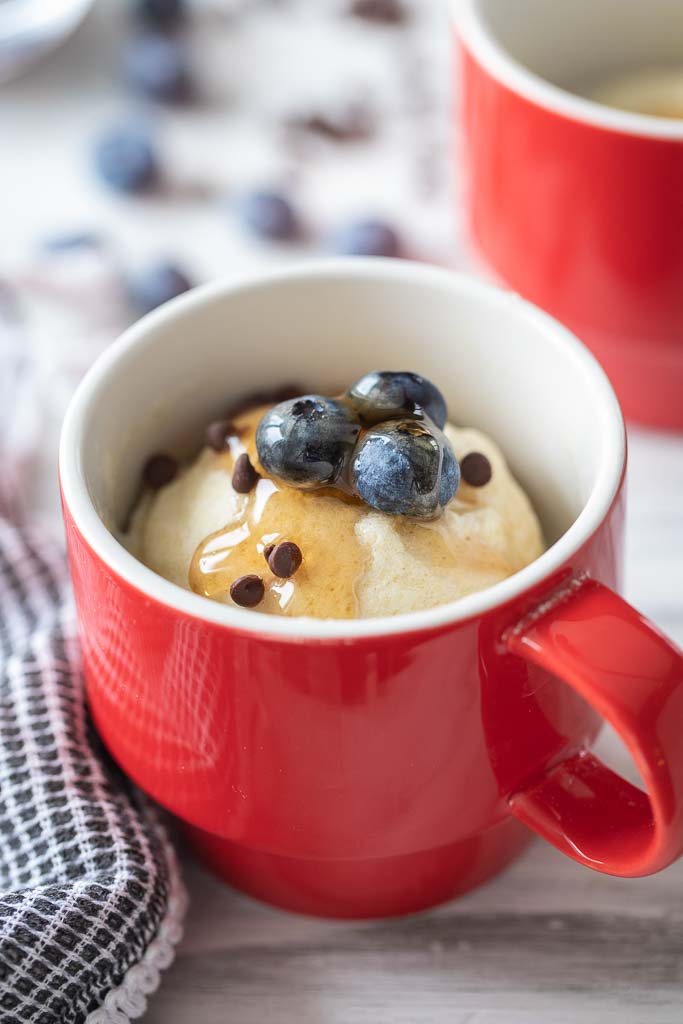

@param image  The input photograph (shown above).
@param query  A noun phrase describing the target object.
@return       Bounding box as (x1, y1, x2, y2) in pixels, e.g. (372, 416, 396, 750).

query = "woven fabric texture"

(0, 519, 185, 1023)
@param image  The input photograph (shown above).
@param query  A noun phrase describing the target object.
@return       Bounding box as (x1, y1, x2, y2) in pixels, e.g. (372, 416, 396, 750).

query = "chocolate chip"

(461, 452, 492, 487)
(230, 575, 265, 608)
(349, 0, 407, 24)
(289, 107, 374, 143)
(206, 419, 238, 452)
(267, 541, 303, 579)
(232, 453, 260, 493)
(263, 543, 275, 563)
(143, 453, 178, 489)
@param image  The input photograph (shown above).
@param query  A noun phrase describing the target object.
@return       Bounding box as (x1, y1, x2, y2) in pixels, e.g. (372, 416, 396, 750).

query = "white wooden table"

(1, 2, 681, 1020)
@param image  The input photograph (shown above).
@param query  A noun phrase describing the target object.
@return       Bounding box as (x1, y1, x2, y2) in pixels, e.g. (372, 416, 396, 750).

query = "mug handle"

(504, 577, 683, 877)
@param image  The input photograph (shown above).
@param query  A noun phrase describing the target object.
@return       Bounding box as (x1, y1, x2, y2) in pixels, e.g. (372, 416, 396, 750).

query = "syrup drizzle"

(189, 407, 367, 617)
(189, 406, 514, 617)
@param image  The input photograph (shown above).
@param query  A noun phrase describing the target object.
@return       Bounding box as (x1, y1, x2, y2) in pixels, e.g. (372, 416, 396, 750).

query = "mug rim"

(59, 258, 625, 642)
(453, 0, 683, 141)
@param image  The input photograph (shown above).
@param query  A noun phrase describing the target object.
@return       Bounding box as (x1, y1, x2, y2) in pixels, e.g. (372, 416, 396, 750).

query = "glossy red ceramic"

(457, 15, 683, 430)
(59, 263, 683, 919)
(62, 485, 683, 917)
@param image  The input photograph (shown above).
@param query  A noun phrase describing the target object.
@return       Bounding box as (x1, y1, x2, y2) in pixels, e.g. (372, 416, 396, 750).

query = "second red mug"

(456, 0, 683, 430)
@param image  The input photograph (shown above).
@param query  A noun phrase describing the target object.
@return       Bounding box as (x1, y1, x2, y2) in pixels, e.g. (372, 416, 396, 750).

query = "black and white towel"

(0, 520, 186, 1023)
(0, 255, 186, 1022)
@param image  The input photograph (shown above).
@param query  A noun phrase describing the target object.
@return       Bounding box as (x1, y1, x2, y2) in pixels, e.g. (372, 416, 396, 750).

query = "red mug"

(456, 0, 683, 430)
(59, 261, 683, 919)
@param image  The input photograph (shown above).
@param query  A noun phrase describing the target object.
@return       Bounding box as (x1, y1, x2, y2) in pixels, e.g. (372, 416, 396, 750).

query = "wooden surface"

(145, 427, 683, 1024)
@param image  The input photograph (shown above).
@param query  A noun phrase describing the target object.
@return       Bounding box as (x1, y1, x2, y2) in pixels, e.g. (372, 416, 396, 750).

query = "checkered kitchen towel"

(0, 253, 186, 1022)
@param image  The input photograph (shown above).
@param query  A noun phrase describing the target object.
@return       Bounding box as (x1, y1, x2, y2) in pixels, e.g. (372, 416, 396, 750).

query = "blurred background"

(0, 0, 463, 523)
(1, 0, 680, 642)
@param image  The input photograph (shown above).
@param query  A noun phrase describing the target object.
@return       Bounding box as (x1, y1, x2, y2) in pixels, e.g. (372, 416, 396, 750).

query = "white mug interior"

(59, 260, 624, 639)
(456, 0, 683, 139)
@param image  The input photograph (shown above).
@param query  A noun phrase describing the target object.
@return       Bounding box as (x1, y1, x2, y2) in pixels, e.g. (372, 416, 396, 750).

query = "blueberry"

(135, 0, 186, 29)
(128, 262, 192, 313)
(256, 396, 361, 487)
(123, 33, 190, 102)
(41, 232, 102, 253)
(94, 127, 158, 193)
(347, 371, 447, 428)
(237, 190, 300, 241)
(351, 420, 459, 518)
(330, 219, 401, 258)
(349, 0, 407, 24)
(439, 443, 461, 507)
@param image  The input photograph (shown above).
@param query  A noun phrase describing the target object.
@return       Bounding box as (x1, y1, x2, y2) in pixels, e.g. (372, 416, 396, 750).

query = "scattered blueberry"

(123, 33, 191, 102)
(329, 219, 401, 258)
(256, 395, 361, 487)
(128, 262, 192, 314)
(94, 127, 158, 193)
(41, 232, 103, 253)
(351, 419, 459, 518)
(135, 0, 186, 29)
(349, 0, 407, 24)
(347, 371, 447, 428)
(237, 190, 300, 241)
(0, 279, 17, 320)
(289, 105, 374, 143)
